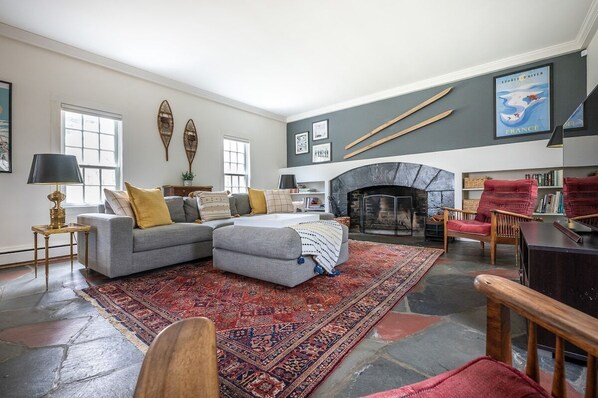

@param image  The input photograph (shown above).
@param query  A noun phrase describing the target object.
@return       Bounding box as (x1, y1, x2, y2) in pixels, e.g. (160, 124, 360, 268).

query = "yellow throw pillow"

(125, 182, 173, 229)
(248, 188, 267, 214)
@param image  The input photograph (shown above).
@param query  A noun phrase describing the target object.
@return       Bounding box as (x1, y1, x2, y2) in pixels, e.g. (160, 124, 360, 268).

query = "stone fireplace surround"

(330, 162, 455, 218)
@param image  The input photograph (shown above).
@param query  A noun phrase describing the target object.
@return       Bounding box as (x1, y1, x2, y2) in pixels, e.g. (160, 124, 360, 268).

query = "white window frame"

(223, 137, 250, 193)
(61, 104, 122, 205)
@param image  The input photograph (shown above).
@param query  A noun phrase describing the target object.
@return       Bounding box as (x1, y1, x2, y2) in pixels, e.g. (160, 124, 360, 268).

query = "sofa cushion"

(447, 219, 491, 236)
(183, 197, 200, 222)
(196, 191, 232, 221)
(164, 196, 185, 222)
(104, 189, 136, 224)
(248, 188, 267, 214)
(125, 182, 173, 229)
(231, 193, 251, 215)
(265, 189, 295, 214)
(362, 356, 550, 398)
(132, 223, 213, 252)
(475, 179, 538, 223)
(199, 218, 235, 229)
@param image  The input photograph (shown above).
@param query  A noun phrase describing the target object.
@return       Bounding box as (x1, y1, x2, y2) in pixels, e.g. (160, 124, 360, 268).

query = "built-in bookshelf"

(462, 168, 564, 217)
(462, 166, 598, 217)
(289, 181, 325, 212)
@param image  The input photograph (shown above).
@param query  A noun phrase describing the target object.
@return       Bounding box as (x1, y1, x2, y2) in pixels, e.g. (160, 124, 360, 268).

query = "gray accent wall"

(287, 52, 587, 167)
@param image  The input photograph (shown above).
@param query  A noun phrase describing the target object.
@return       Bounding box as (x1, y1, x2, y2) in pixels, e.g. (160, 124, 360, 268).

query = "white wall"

(0, 35, 286, 265)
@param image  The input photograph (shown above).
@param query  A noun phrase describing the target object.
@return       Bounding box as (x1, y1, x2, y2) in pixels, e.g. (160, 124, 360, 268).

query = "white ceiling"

(0, 1, 597, 121)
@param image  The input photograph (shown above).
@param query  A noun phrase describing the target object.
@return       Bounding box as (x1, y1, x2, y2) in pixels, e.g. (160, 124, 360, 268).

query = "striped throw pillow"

(196, 191, 232, 221)
(265, 189, 295, 214)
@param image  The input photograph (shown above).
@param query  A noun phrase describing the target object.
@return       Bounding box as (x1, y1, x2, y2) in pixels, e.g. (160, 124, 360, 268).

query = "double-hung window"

(223, 137, 249, 193)
(61, 105, 122, 205)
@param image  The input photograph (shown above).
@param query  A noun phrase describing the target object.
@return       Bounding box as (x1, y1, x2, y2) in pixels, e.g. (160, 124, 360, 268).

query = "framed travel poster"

(563, 103, 584, 131)
(494, 64, 552, 139)
(0, 80, 12, 173)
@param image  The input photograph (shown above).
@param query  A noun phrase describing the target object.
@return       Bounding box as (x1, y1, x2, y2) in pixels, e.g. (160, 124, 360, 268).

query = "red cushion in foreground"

(446, 219, 491, 236)
(362, 356, 550, 398)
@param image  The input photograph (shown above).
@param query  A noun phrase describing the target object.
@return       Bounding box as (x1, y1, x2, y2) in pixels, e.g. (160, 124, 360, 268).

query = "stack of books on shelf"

(535, 191, 564, 214)
(525, 170, 563, 186)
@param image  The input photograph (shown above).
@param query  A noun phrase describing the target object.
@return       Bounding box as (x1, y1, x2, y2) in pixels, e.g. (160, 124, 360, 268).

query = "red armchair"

(362, 275, 598, 398)
(444, 179, 539, 264)
(563, 175, 598, 227)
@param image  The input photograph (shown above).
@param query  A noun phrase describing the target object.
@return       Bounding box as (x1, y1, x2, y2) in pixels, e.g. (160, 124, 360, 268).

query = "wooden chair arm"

(475, 275, 598, 357)
(571, 213, 598, 227)
(490, 209, 534, 221)
(475, 275, 598, 398)
(443, 207, 477, 215)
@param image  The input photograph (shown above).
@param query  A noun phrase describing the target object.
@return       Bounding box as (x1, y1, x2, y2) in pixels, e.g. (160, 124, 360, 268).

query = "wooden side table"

(162, 185, 212, 197)
(32, 223, 91, 290)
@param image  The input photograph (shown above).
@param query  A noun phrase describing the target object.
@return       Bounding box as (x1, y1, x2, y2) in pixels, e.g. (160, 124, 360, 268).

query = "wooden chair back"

(134, 317, 219, 398)
(475, 275, 598, 398)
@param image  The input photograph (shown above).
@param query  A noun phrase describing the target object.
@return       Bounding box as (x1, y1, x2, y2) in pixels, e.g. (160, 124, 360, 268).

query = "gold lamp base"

(48, 189, 67, 229)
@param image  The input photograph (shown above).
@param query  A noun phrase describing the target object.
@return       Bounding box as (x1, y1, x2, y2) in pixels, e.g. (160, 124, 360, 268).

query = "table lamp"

(278, 174, 297, 190)
(27, 154, 83, 229)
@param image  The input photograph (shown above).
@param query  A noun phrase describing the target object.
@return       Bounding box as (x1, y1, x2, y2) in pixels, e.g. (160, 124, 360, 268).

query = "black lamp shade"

(547, 125, 563, 148)
(278, 174, 297, 189)
(27, 154, 84, 184)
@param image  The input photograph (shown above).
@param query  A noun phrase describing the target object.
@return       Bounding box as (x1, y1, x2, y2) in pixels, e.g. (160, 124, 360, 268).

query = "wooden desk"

(162, 185, 212, 197)
(32, 223, 91, 290)
(519, 222, 598, 360)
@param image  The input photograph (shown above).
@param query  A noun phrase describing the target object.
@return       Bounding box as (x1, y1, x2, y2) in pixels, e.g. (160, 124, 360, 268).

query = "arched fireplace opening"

(330, 162, 454, 236)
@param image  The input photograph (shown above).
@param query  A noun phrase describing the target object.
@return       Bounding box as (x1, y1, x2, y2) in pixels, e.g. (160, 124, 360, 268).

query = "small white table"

(233, 213, 319, 228)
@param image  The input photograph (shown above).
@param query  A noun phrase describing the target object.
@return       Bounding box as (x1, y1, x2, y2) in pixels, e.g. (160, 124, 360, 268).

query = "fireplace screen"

(361, 194, 413, 236)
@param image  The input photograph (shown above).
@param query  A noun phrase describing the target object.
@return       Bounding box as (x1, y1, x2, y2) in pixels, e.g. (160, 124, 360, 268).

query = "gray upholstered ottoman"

(212, 224, 349, 287)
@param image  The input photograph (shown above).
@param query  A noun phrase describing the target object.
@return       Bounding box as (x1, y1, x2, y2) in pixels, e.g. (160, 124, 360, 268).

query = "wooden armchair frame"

(475, 274, 597, 398)
(134, 317, 219, 398)
(444, 207, 538, 265)
(571, 213, 598, 228)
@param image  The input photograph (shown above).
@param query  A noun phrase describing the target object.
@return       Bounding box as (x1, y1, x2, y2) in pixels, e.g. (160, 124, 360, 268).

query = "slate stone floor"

(0, 235, 588, 397)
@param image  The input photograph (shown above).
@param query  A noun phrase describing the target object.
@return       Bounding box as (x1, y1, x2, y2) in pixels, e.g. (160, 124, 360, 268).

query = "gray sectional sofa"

(77, 193, 337, 279)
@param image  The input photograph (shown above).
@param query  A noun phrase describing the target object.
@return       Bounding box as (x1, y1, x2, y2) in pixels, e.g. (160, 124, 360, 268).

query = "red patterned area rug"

(79, 240, 443, 398)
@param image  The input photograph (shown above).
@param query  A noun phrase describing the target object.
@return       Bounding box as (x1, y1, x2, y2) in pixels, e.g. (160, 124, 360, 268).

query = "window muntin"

(224, 138, 249, 193)
(62, 106, 121, 205)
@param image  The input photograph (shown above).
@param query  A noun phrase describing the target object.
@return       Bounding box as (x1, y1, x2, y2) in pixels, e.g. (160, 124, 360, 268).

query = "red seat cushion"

(362, 356, 550, 398)
(563, 175, 598, 218)
(447, 219, 491, 236)
(475, 179, 538, 223)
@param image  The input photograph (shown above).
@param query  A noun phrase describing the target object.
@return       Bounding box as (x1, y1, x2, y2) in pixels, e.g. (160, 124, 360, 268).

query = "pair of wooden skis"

(344, 87, 453, 159)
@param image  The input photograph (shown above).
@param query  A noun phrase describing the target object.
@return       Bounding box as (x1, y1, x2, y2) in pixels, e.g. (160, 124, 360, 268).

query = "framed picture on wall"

(312, 119, 328, 141)
(312, 142, 331, 163)
(494, 64, 552, 139)
(0, 80, 12, 173)
(295, 131, 309, 154)
(563, 103, 585, 131)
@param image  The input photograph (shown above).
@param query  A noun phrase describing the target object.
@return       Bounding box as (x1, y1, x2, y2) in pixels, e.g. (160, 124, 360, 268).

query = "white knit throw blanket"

(288, 220, 343, 275)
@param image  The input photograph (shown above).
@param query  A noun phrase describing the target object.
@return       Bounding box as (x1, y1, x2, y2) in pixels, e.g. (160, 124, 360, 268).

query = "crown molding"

(287, 40, 582, 123)
(0, 23, 286, 123)
(579, 0, 598, 48)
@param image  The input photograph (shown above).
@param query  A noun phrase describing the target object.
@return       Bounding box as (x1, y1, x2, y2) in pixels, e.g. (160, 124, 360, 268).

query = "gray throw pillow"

(183, 197, 200, 222)
(229, 196, 239, 216)
(232, 193, 251, 215)
(164, 196, 186, 223)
